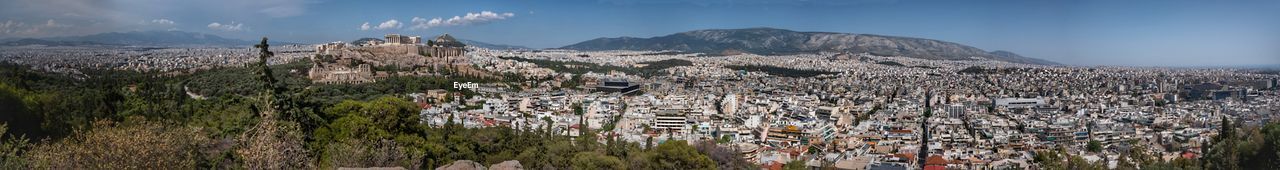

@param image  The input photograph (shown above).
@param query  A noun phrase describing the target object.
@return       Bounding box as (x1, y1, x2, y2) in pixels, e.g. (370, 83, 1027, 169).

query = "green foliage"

(717, 135, 731, 144)
(724, 65, 837, 77)
(1087, 140, 1103, 152)
(307, 75, 491, 103)
(874, 61, 905, 67)
(571, 151, 626, 170)
(560, 74, 583, 89)
(185, 97, 258, 137)
(1031, 120, 1280, 170)
(0, 51, 748, 169)
(0, 68, 164, 139)
(694, 141, 756, 170)
(1031, 148, 1105, 170)
(184, 59, 313, 97)
(638, 59, 694, 70)
(572, 103, 585, 115)
(783, 160, 806, 170)
(25, 118, 208, 169)
(649, 140, 718, 170)
(312, 96, 423, 168)
(1199, 119, 1280, 170)
(308, 95, 732, 169)
(1032, 149, 1065, 169)
(0, 123, 31, 168)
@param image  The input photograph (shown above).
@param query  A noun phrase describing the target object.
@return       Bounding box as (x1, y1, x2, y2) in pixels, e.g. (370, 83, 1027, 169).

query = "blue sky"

(1, 0, 1278, 66)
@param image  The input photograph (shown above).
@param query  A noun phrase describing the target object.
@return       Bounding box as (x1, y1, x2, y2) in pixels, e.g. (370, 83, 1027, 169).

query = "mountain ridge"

(560, 27, 1059, 65)
(3, 30, 294, 47)
(457, 39, 530, 50)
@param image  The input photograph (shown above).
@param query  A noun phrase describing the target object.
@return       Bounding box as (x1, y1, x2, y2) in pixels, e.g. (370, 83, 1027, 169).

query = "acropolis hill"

(309, 34, 472, 84)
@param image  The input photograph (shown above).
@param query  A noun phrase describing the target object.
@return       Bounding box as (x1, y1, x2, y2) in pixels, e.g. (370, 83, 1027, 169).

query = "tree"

(1033, 149, 1065, 170)
(649, 140, 717, 170)
(571, 151, 626, 170)
(1087, 140, 1103, 153)
(644, 135, 654, 150)
(694, 141, 755, 170)
(717, 135, 732, 144)
(25, 118, 208, 169)
(783, 160, 806, 170)
(1205, 116, 1240, 170)
(234, 38, 314, 169)
(576, 113, 597, 151)
(322, 139, 416, 168)
(1220, 116, 1233, 140)
(572, 103, 585, 115)
(0, 123, 30, 168)
(1065, 155, 1104, 170)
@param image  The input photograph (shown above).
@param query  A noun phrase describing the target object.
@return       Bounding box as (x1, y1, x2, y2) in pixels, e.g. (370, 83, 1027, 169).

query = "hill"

(25, 30, 297, 47)
(0, 38, 120, 46)
(348, 37, 529, 50)
(560, 27, 1059, 65)
(458, 39, 530, 50)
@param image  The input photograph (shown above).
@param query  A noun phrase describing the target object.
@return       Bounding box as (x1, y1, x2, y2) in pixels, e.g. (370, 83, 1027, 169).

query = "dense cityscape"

(1, 32, 1277, 169)
(2, 0, 1280, 169)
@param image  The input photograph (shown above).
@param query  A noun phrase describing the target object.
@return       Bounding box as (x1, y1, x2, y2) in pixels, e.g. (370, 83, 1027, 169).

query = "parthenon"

(308, 33, 471, 84)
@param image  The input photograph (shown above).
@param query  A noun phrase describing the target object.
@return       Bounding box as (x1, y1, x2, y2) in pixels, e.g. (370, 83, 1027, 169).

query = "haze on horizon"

(1, 0, 1277, 67)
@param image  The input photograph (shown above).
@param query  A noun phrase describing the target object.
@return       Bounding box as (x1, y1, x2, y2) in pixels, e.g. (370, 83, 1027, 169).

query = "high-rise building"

(653, 108, 689, 133)
(721, 94, 738, 116)
(595, 79, 640, 94)
(1264, 77, 1274, 89)
(993, 97, 1045, 108)
(816, 106, 840, 121)
(945, 104, 965, 117)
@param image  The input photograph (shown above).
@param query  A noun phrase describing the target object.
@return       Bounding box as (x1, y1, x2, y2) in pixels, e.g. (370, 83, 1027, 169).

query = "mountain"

(458, 39, 530, 50)
(0, 38, 120, 46)
(560, 27, 1059, 65)
(39, 30, 267, 47)
(987, 50, 1058, 66)
(351, 37, 382, 45)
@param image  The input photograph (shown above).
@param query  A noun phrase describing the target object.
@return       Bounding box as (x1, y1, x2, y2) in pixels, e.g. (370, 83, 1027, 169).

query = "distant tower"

(1272, 78, 1278, 90)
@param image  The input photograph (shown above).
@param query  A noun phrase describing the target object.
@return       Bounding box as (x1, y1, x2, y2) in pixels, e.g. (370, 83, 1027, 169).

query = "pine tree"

(237, 38, 312, 169)
(645, 136, 654, 151)
(576, 112, 596, 151)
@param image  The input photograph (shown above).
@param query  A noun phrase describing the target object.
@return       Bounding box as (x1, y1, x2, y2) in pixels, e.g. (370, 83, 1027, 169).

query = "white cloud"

(0, 0, 313, 37)
(0, 20, 31, 35)
(410, 11, 515, 30)
(0, 19, 72, 37)
(372, 19, 401, 30)
(257, 3, 306, 18)
(360, 22, 371, 31)
(207, 22, 244, 31)
(44, 19, 69, 28)
(150, 19, 174, 25)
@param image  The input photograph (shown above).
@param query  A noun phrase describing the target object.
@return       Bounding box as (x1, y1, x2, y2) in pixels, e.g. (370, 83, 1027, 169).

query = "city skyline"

(1, 1, 1280, 169)
(1, 0, 1278, 66)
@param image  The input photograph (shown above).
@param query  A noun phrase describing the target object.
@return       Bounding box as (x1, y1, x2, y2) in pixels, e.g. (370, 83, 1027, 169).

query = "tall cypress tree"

(918, 90, 932, 168)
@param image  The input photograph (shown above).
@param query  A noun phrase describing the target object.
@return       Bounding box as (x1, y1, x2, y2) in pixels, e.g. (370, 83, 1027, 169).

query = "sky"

(1, 0, 1277, 67)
